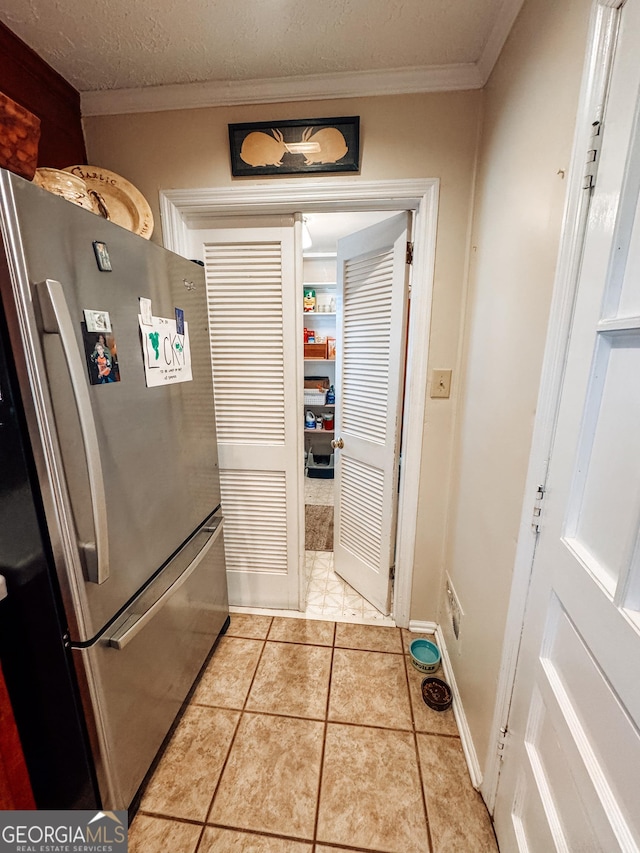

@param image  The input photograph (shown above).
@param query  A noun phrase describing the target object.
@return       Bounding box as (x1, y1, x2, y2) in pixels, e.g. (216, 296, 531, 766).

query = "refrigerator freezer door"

(0, 172, 222, 640)
(74, 511, 228, 809)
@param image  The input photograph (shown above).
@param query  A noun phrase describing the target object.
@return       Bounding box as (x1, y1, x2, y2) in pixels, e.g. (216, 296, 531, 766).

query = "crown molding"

(80, 0, 527, 117)
(476, 0, 526, 85)
(80, 62, 483, 117)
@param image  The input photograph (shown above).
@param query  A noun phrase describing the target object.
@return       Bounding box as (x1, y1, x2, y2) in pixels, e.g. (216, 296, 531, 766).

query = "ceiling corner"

(475, 0, 526, 86)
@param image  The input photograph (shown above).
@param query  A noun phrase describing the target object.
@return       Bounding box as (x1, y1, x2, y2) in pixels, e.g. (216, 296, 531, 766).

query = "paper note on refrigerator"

(138, 315, 192, 387)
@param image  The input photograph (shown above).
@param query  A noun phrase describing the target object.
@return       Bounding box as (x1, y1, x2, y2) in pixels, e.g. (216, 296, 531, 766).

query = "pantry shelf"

(303, 255, 337, 479)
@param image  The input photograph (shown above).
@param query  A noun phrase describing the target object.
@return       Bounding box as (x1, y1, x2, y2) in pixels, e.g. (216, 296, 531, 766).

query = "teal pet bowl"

(409, 638, 441, 674)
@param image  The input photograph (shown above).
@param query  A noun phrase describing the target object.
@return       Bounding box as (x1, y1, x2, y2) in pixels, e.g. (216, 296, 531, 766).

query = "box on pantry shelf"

(304, 342, 327, 359)
(304, 376, 330, 390)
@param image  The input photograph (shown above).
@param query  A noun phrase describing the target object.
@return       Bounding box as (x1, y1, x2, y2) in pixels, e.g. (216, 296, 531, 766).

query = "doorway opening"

(160, 177, 438, 628)
(300, 211, 405, 624)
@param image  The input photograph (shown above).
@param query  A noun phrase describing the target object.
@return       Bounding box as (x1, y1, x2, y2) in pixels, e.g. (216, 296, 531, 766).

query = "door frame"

(159, 178, 439, 628)
(481, 0, 623, 811)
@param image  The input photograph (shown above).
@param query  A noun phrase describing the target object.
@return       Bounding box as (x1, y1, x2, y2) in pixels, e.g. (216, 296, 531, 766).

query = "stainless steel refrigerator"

(0, 168, 229, 809)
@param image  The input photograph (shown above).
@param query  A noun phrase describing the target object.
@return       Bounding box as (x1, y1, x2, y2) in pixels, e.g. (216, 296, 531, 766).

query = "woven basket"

(304, 389, 326, 405)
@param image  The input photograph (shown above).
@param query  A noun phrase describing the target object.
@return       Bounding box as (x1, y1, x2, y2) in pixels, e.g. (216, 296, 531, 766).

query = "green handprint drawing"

(149, 331, 160, 360)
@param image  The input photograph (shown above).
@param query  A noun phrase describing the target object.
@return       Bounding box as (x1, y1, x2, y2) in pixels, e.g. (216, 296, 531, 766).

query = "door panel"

(494, 4, 640, 849)
(334, 213, 410, 613)
(194, 222, 301, 609)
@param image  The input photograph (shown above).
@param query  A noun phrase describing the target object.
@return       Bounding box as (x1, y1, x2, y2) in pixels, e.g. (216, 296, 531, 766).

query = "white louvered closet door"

(195, 221, 301, 608)
(334, 213, 410, 613)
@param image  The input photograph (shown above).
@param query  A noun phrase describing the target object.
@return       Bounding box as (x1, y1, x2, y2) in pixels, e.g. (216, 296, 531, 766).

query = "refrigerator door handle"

(36, 279, 109, 585)
(107, 517, 224, 651)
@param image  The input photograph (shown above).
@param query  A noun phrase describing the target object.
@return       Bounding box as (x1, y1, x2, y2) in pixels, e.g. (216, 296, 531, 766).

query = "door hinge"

(531, 484, 545, 532)
(389, 563, 396, 587)
(583, 120, 603, 190)
(497, 725, 508, 759)
(406, 242, 414, 265)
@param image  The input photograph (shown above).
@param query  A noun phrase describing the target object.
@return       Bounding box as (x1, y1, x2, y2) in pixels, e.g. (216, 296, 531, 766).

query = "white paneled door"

(494, 3, 640, 850)
(195, 221, 301, 609)
(333, 213, 410, 613)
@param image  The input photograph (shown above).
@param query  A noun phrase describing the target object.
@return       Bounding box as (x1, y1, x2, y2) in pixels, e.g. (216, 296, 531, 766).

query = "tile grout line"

(202, 821, 315, 846)
(134, 810, 208, 853)
(402, 646, 435, 853)
(189, 822, 208, 853)
(202, 618, 273, 829)
(184, 704, 418, 734)
(310, 842, 389, 853)
(312, 620, 337, 847)
(135, 810, 204, 827)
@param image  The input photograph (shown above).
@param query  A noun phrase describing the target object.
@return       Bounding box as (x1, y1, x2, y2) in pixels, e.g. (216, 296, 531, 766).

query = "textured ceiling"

(1, 0, 506, 93)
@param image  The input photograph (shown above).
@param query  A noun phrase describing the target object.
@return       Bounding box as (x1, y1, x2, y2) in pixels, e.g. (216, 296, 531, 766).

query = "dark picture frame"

(92, 240, 112, 272)
(228, 116, 360, 177)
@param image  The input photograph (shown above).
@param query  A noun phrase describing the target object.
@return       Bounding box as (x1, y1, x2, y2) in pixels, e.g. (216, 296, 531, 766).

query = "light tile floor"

(130, 616, 499, 853)
(304, 476, 392, 624)
(304, 476, 335, 508)
(304, 551, 395, 625)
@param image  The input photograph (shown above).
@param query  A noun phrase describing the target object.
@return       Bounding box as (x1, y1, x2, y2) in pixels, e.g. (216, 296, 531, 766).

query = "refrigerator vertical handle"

(36, 279, 109, 585)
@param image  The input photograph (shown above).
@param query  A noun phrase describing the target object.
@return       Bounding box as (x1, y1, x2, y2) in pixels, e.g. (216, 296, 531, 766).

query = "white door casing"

(493, 2, 640, 849)
(160, 179, 439, 627)
(189, 219, 302, 609)
(333, 213, 411, 613)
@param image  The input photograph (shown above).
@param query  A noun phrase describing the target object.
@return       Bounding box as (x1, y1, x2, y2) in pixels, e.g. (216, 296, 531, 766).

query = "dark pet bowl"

(421, 676, 453, 711)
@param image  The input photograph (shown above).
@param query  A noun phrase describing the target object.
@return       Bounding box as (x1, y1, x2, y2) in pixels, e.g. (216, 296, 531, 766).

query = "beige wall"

(83, 91, 482, 622)
(440, 0, 592, 771)
(84, 0, 595, 772)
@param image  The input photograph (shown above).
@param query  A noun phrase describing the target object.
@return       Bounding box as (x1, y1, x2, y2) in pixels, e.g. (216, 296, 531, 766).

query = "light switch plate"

(431, 368, 452, 398)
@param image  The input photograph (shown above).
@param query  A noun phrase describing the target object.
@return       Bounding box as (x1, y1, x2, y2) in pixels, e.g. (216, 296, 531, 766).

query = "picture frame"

(92, 240, 112, 272)
(228, 116, 360, 177)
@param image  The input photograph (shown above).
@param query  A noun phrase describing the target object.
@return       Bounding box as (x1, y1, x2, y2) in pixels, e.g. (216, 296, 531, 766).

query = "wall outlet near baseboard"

(445, 574, 464, 645)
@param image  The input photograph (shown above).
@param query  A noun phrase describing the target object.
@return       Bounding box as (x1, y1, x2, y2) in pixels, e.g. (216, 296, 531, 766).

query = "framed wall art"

(228, 116, 360, 177)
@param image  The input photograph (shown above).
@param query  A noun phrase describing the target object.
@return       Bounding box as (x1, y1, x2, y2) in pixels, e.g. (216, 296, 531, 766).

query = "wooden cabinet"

(0, 21, 86, 169)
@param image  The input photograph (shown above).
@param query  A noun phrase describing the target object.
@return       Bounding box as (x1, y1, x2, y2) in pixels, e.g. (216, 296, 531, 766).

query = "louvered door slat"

(342, 248, 396, 446)
(334, 213, 410, 613)
(221, 470, 287, 573)
(198, 223, 299, 609)
(205, 241, 285, 446)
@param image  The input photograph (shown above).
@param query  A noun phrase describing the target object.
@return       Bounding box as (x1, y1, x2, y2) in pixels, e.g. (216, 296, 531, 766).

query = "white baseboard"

(409, 620, 483, 790)
(408, 620, 439, 633)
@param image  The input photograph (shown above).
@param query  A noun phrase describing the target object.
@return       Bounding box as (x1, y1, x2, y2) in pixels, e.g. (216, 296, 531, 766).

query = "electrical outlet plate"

(445, 574, 463, 643)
